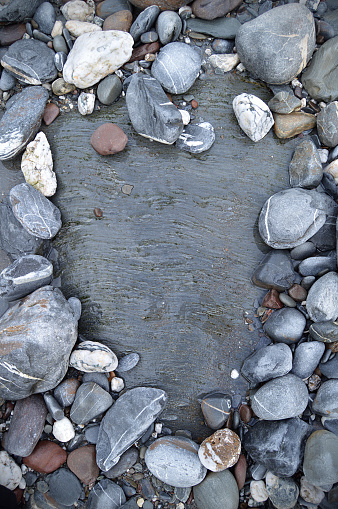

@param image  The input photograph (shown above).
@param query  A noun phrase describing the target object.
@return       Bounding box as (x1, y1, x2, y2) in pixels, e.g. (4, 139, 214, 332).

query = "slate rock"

(0, 86, 48, 160)
(48, 468, 82, 507)
(151, 42, 201, 94)
(33, 2, 56, 35)
(67, 445, 99, 485)
(23, 440, 67, 474)
(289, 140, 323, 189)
(130, 5, 159, 42)
(268, 91, 302, 115)
(82, 372, 109, 391)
(69, 340, 118, 372)
(0, 0, 44, 24)
(0, 69, 16, 91)
(319, 354, 338, 378)
(291, 341, 325, 379)
(233, 93, 274, 142)
(192, 0, 243, 21)
(0, 255, 53, 301)
(116, 352, 140, 373)
(263, 308, 306, 345)
(104, 447, 139, 479)
(193, 469, 239, 509)
(0, 286, 78, 400)
(273, 111, 317, 139)
(186, 17, 241, 39)
(157, 11, 182, 45)
(303, 431, 338, 487)
(251, 374, 308, 420)
(54, 378, 80, 408)
(312, 380, 338, 418)
(299, 253, 337, 277)
(241, 344, 292, 385)
(2, 395, 47, 457)
(176, 122, 215, 153)
(96, 387, 167, 471)
(310, 320, 338, 346)
(198, 429, 241, 472)
(243, 418, 310, 477)
(97, 74, 122, 105)
(258, 188, 327, 249)
(317, 101, 338, 148)
(302, 36, 338, 102)
(70, 382, 113, 424)
(236, 4, 315, 85)
(306, 272, 338, 322)
(252, 250, 297, 291)
(200, 392, 232, 430)
(52, 35, 68, 54)
(126, 74, 183, 144)
(265, 472, 299, 509)
(84, 424, 100, 444)
(87, 479, 126, 509)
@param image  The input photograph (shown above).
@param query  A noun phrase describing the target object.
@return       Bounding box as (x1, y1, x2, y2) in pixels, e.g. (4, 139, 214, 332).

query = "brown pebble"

(103, 10, 133, 32)
(108, 371, 115, 382)
(13, 488, 24, 505)
(191, 99, 198, 109)
(234, 454, 247, 490)
(328, 341, 338, 352)
(316, 34, 325, 45)
(67, 445, 99, 485)
(43, 102, 60, 126)
(239, 404, 252, 424)
(94, 208, 103, 218)
(90, 123, 128, 155)
(0, 23, 26, 46)
(23, 440, 67, 473)
(288, 283, 307, 302)
(3, 401, 14, 420)
(294, 86, 303, 99)
(261, 289, 283, 309)
(129, 42, 160, 63)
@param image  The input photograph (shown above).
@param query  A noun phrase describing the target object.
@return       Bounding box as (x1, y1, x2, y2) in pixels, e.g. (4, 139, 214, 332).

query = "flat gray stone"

(302, 36, 338, 102)
(104, 447, 139, 479)
(87, 479, 126, 509)
(116, 353, 139, 373)
(200, 393, 232, 430)
(290, 242, 316, 261)
(312, 380, 338, 418)
(252, 249, 297, 291)
(291, 341, 326, 379)
(310, 320, 338, 345)
(48, 468, 82, 507)
(268, 91, 302, 115)
(70, 382, 113, 425)
(306, 272, 338, 322)
(0, 0, 43, 23)
(289, 140, 323, 189)
(186, 17, 241, 39)
(303, 431, 338, 487)
(317, 101, 338, 148)
(193, 470, 239, 509)
(298, 252, 337, 276)
(97, 74, 123, 105)
(130, 5, 160, 42)
(263, 308, 306, 345)
(82, 372, 109, 391)
(53, 378, 80, 408)
(241, 344, 293, 385)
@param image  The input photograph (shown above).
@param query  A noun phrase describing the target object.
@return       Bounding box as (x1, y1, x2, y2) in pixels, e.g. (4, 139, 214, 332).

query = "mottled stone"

(201, 393, 232, 430)
(87, 479, 126, 509)
(90, 123, 128, 155)
(209, 53, 239, 72)
(303, 431, 338, 487)
(61, 0, 95, 22)
(186, 17, 240, 39)
(268, 91, 302, 114)
(265, 472, 299, 509)
(67, 445, 99, 485)
(23, 440, 67, 474)
(241, 344, 292, 385)
(70, 382, 113, 424)
(192, 0, 242, 20)
(54, 378, 80, 408)
(193, 470, 239, 509)
(300, 477, 325, 505)
(263, 308, 306, 344)
(78, 92, 95, 115)
(252, 250, 297, 291)
(70, 340, 118, 372)
(306, 272, 338, 322)
(198, 429, 241, 472)
(233, 93, 274, 142)
(212, 38, 235, 54)
(312, 379, 338, 418)
(250, 480, 269, 503)
(103, 11, 133, 32)
(289, 140, 323, 189)
(65, 20, 102, 38)
(52, 78, 75, 96)
(21, 131, 56, 197)
(0, 451, 22, 491)
(317, 101, 338, 148)
(302, 36, 338, 102)
(273, 112, 316, 139)
(176, 122, 215, 153)
(291, 341, 325, 379)
(104, 447, 139, 479)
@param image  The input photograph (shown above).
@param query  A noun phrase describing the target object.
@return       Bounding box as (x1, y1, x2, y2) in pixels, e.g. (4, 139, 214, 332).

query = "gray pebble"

(53, 35, 68, 54)
(97, 74, 123, 105)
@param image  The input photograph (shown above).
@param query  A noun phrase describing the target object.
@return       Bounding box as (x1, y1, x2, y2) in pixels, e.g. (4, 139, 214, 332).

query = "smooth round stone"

(140, 31, 158, 44)
(193, 469, 239, 509)
(241, 343, 292, 385)
(145, 436, 207, 487)
(306, 272, 338, 322)
(263, 307, 306, 345)
(129, 0, 189, 9)
(96, 0, 132, 19)
(317, 101, 338, 147)
(0, 69, 16, 92)
(319, 354, 338, 379)
(53, 416, 75, 442)
(209, 53, 239, 72)
(104, 447, 139, 479)
(198, 429, 241, 472)
(233, 93, 274, 142)
(325, 159, 338, 183)
(157, 11, 182, 45)
(130, 5, 160, 42)
(53, 35, 68, 54)
(78, 92, 95, 115)
(52, 78, 75, 96)
(288, 284, 307, 302)
(301, 275, 316, 290)
(116, 352, 140, 373)
(54, 378, 80, 408)
(250, 480, 269, 502)
(87, 479, 126, 509)
(33, 28, 52, 44)
(251, 374, 308, 420)
(90, 123, 128, 155)
(289, 139, 323, 189)
(33, 2, 56, 35)
(268, 91, 302, 115)
(0, 451, 22, 490)
(309, 320, 338, 346)
(70, 340, 118, 372)
(103, 11, 133, 32)
(111, 377, 124, 392)
(70, 381, 113, 424)
(176, 121, 215, 153)
(200, 393, 231, 429)
(23, 440, 67, 474)
(49, 468, 82, 506)
(65, 20, 102, 38)
(55, 51, 67, 72)
(290, 242, 316, 261)
(312, 379, 338, 418)
(303, 430, 338, 487)
(298, 254, 337, 277)
(265, 472, 299, 509)
(82, 372, 109, 391)
(212, 38, 235, 54)
(291, 341, 325, 379)
(97, 74, 122, 105)
(67, 444, 99, 485)
(278, 293, 296, 308)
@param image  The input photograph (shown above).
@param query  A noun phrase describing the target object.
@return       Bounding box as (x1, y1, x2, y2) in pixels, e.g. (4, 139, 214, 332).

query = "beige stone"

(198, 429, 241, 471)
(325, 159, 338, 183)
(61, 0, 95, 22)
(21, 132, 56, 197)
(65, 20, 101, 38)
(51, 20, 64, 38)
(273, 112, 316, 139)
(209, 53, 240, 72)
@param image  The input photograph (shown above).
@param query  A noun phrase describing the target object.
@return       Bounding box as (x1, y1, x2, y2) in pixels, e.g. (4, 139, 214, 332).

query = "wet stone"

(33, 2, 56, 35)
(298, 253, 337, 277)
(82, 372, 109, 391)
(306, 272, 338, 322)
(261, 288, 283, 309)
(273, 112, 317, 139)
(303, 430, 338, 487)
(52, 78, 75, 96)
(96, 0, 132, 19)
(268, 91, 302, 115)
(157, 11, 182, 45)
(69, 340, 118, 372)
(43, 393, 64, 421)
(97, 74, 123, 105)
(49, 468, 82, 507)
(289, 139, 323, 189)
(54, 378, 80, 408)
(176, 122, 215, 153)
(90, 123, 128, 155)
(278, 293, 296, 308)
(116, 352, 140, 373)
(104, 447, 139, 479)
(55, 51, 67, 72)
(23, 440, 67, 474)
(130, 5, 160, 42)
(265, 472, 299, 509)
(319, 354, 338, 379)
(67, 444, 99, 485)
(200, 392, 232, 429)
(186, 17, 240, 39)
(198, 429, 241, 472)
(252, 250, 297, 291)
(241, 343, 292, 385)
(193, 469, 239, 509)
(0, 0, 44, 24)
(291, 341, 325, 379)
(312, 379, 338, 418)
(317, 101, 338, 147)
(233, 93, 274, 142)
(70, 381, 113, 424)
(78, 92, 95, 115)
(263, 307, 306, 345)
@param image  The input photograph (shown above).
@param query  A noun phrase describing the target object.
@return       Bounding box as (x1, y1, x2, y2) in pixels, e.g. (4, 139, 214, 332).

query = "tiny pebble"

(94, 208, 103, 217)
(191, 99, 198, 109)
(231, 369, 239, 379)
(137, 497, 145, 506)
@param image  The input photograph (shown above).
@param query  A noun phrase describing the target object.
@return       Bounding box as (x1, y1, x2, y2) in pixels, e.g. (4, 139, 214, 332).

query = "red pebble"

(94, 208, 103, 218)
(234, 454, 247, 490)
(191, 99, 198, 109)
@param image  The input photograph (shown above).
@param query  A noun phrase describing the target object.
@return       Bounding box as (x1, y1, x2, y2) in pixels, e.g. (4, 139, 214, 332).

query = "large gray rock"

(87, 479, 126, 509)
(306, 272, 338, 322)
(145, 436, 207, 487)
(126, 74, 183, 145)
(243, 418, 310, 477)
(312, 380, 338, 418)
(193, 470, 239, 509)
(70, 382, 113, 424)
(0, 86, 49, 160)
(291, 341, 325, 379)
(289, 140, 323, 189)
(241, 344, 292, 385)
(96, 387, 167, 471)
(0, 0, 43, 24)
(303, 431, 338, 487)
(258, 188, 327, 249)
(252, 250, 297, 291)
(0, 286, 78, 400)
(235, 4, 315, 85)
(265, 472, 299, 509)
(263, 308, 306, 345)
(302, 36, 338, 102)
(251, 374, 308, 420)
(317, 102, 338, 148)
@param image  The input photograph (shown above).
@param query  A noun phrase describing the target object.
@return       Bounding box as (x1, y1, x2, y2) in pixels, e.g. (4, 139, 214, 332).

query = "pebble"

(21, 131, 56, 197)
(61, 0, 95, 22)
(116, 352, 140, 372)
(303, 430, 338, 487)
(252, 249, 297, 291)
(261, 289, 283, 309)
(53, 34, 68, 54)
(193, 469, 239, 509)
(69, 340, 118, 372)
(263, 307, 306, 344)
(0, 451, 22, 490)
(87, 479, 126, 508)
(130, 5, 160, 42)
(51, 20, 63, 38)
(290, 242, 316, 261)
(306, 271, 338, 322)
(43, 393, 64, 421)
(192, 0, 242, 20)
(49, 468, 82, 506)
(312, 379, 338, 418)
(233, 94, 274, 142)
(33, 2, 56, 35)
(212, 38, 235, 54)
(300, 477, 325, 505)
(278, 293, 296, 308)
(302, 36, 338, 102)
(319, 354, 338, 379)
(97, 74, 123, 105)
(291, 341, 326, 379)
(141, 31, 158, 44)
(55, 51, 68, 72)
(23, 440, 67, 474)
(0, 23, 26, 46)
(90, 123, 128, 155)
(70, 381, 113, 424)
(200, 392, 232, 429)
(198, 429, 241, 471)
(325, 159, 338, 183)
(83, 372, 109, 391)
(265, 472, 299, 509)
(54, 378, 80, 408)
(241, 343, 292, 385)
(53, 416, 75, 442)
(52, 78, 75, 96)
(33, 28, 53, 43)
(67, 444, 99, 485)
(0, 69, 16, 92)
(78, 92, 95, 115)
(209, 53, 239, 73)
(289, 139, 323, 189)
(157, 11, 182, 45)
(176, 121, 215, 153)
(96, 0, 132, 19)
(186, 17, 241, 39)
(94, 207, 103, 217)
(103, 11, 133, 32)
(299, 253, 337, 277)
(250, 480, 269, 503)
(111, 377, 124, 392)
(268, 91, 302, 115)
(317, 101, 338, 147)
(65, 19, 102, 38)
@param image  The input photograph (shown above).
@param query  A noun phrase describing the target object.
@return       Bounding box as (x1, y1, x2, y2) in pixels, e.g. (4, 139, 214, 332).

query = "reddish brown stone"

(23, 440, 67, 473)
(43, 102, 60, 126)
(0, 23, 26, 46)
(67, 445, 99, 485)
(288, 284, 307, 302)
(234, 454, 247, 490)
(129, 0, 188, 9)
(192, 0, 242, 20)
(191, 99, 198, 109)
(13, 488, 24, 504)
(94, 207, 103, 218)
(90, 123, 128, 155)
(239, 404, 252, 424)
(129, 42, 160, 63)
(103, 11, 133, 32)
(261, 289, 283, 309)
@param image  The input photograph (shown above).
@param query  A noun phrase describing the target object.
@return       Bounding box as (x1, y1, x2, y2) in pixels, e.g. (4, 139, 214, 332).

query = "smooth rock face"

(303, 431, 338, 487)
(241, 344, 292, 385)
(1, 39, 57, 85)
(298, 253, 337, 277)
(54, 378, 80, 408)
(258, 188, 327, 249)
(96, 387, 167, 471)
(233, 94, 274, 142)
(198, 429, 241, 472)
(23, 440, 67, 474)
(69, 340, 118, 372)
(243, 418, 310, 477)
(33, 2, 56, 35)
(192, 0, 242, 20)
(0, 255, 53, 301)
(319, 354, 338, 379)
(97, 74, 122, 105)
(186, 17, 240, 39)
(70, 382, 113, 424)
(87, 479, 126, 509)
(53, 416, 75, 442)
(289, 140, 323, 189)
(0, 86, 48, 160)
(176, 122, 215, 153)
(103, 11, 133, 32)
(67, 445, 99, 485)
(63, 31, 133, 88)
(263, 308, 306, 345)
(90, 123, 128, 155)
(151, 42, 202, 94)
(10, 183, 61, 240)
(252, 250, 297, 291)
(273, 112, 317, 139)
(312, 380, 338, 418)
(306, 272, 338, 322)
(302, 36, 338, 102)
(0, 451, 22, 490)
(236, 4, 315, 85)
(21, 131, 56, 197)
(317, 102, 338, 147)
(157, 11, 182, 45)
(48, 468, 82, 507)
(251, 374, 308, 420)
(145, 436, 207, 487)
(291, 342, 325, 379)
(265, 472, 299, 509)
(193, 469, 239, 509)
(82, 372, 109, 391)
(116, 352, 140, 373)
(104, 447, 139, 479)
(126, 74, 183, 144)
(0, 286, 78, 400)
(201, 393, 232, 430)
(310, 320, 338, 346)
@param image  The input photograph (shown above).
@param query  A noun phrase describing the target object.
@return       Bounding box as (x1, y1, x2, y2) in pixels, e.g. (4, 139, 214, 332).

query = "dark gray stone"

(55, 51, 67, 72)
(0, 69, 16, 91)
(322, 417, 338, 435)
(116, 353, 140, 373)
(0, 286, 78, 400)
(268, 91, 302, 115)
(243, 418, 310, 477)
(306, 272, 338, 322)
(312, 380, 338, 418)
(176, 122, 215, 154)
(252, 249, 297, 291)
(53, 35, 68, 55)
(193, 470, 239, 509)
(303, 431, 338, 487)
(96, 387, 167, 471)
(236, 4, 315, 85)
(140, 31, 158, 44)
(319, 354, 338, 378)
(43, 393, 64, 421)
(317, 101, 338, 148)
(10, 183, 62, 240)
(97, 74, 122, 105)
(70, 382, 113, 425)
(1, 39, 57, 85)
(49, 469, 82, 507)
(0, 0, 43, 24)
(97, 0, 131, 19)
(33, 2, 56, 35)
(212, 38, 235, 54)
(130, 5, 160, 42)
(200, 392, 232, 429)
(67, 297, 81, 321)
(0, 254, 53, 301)
(241, 343, 293, 385)
(53, 378, 80, 408)
(84, 423, 100, 444)
(87, 480, 126, 509)
(310, 320, 338, 345)
(298, 252, 337, 276)
(0, 86, 48, 160)
(310, 212, 337, 252)
(263, 308, 306, 345)
(2, 395, 47, 457)
(186, 17, 240, 39)
(151, 42, 202, 94)
(266, 474, 299, 509)
(157, 11, 182, 45)
(289, 140, 323, 189)
(82, 372, 109, 391)
(302, 36, 338, 102)
(291, 341, 326, 379)
(33, 29, 52, 44)
(104, 447, 139, 479)
(251, 374, 309, 420)
(126, 74, 183, 145)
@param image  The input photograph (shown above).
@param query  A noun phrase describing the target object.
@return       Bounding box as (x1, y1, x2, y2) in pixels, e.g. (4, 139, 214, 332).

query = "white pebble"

(21, 131, 57, 197)
(300, 476, 325, 504)
(179, 109, 190, 125)
(231, 369, 239, 379)
(236, 63, 246, 72)
(0, 451, 22, 490)
(233, 93, 274, 142)
(155, 423, 163, 434)
(317, 148, 329, 164)
(51, 20, 63, 38)
(111, 377, 124, 392)
(78, 92, 95, 115)
(70, 340, 118, 372)
(300, 98, 307, 108)
(292, 78, 302, 88)
(251, 480, 269, 502)
(19, 477, 26, 489)
(209, 53, 240, 72)
(53, 416, 75, 442)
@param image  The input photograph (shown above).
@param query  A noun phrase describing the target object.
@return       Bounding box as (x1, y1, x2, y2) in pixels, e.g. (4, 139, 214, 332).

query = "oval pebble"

(116, 352, 140, 372)
(198, 429, 241, 471)
(70, 340, 118, 372)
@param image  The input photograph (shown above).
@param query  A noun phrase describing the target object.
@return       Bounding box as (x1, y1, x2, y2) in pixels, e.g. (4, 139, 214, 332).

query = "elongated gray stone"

(193, 470, 239, 509)
(104, 447, 139, 479)
(291, 341, 325, 380)
(317, 101, 338, 148)
(130, 5, 160, 42)
(319, 355, 338, 379)
(303, 431, 338, 487)
(186, 17, 240, 39)
(306, 272, 338, 322)
(96, 387, 167, 471)
(298, 253, 337, 277)
(116, 353, 140, 373)
(70, 382, 113, 424)
(241, 344, 292, 385)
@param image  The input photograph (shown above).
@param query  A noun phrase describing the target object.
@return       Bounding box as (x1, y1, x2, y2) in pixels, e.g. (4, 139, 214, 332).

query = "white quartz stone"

(0, 451, 22, 490)
(179, 109, 190, 126)
(209, 53, 240, 72)
(233, 93, 274, 142)
(51, 20, 64, 38)
(111, 377, 125, 392)
(78, 92, 95, 115)
(21, 132, 57, 197)
(250, 480, 269, 502)
(69, 340, 118, 372)
(300, 477, 325, 505)
(65, 20, 102, 38)
(318, 148, 329, 164)
(61, 0, 95, 22)
(63, 31, 133, 89)
(53, 416, 75, 442)
(325, 159, 338, 183)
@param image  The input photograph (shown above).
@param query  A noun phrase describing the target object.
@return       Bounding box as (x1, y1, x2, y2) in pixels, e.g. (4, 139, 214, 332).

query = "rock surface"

(265, 472, 299, 509)
(233, 94, 274, 142)
(291, 342, 325, 379)
(193, 469, 239, 509)
(303, 430, 338, 487)
(87, 479, 126, 509)
(176, 122, 215, 153)
(200, 393, 232, 430)
(186, 17, 240, 39)
(61, 0, 95, 22)
(21, 131, 56, 197)
(306, 272, 338, 322)
(70, 381, 113, 424)
(23, 440, 67, 474)
(263, 308, 306, 344)
(67, 445, 99, 485)
(273, 112, 316, 139)
(0, 0, 43, 24)
(302, 36, 338, 102)
(48, 468, 82, 506)
(69, 340, 118, 372)
(317, 101, 338, 147)
(241, 344, 292, 385)
(312, 379, 338, 417)
(252, 249, 297, 291)
(0, 451, 22, 490)
(289, 140, 323, 189)
(192, 0, 242, 20)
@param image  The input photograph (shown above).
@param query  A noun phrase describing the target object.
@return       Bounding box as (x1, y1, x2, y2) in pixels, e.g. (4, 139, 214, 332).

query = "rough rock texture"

(306, 272, 338, 322)
(61, 0, 95, 22)
(21, 131, 56, 197)
(65, 20, 102, 38)
(241, 344, 292, 385)
(198, 429, 241, 471)
(252, 250, 297, 291)
(303, 430, 338, 487)
(0, 0, 43, 24)
(0, 286, 78, 400)
(265, 472, 299, 509)
(302, 36, 338, 102)
(193, 469, 239, 509)
(0, 451, 22, 490)
(317, 101, 338, 148)
(289, 140, 323, 189)
(233, 94, 274, 142)
(235, 4, 315, 84)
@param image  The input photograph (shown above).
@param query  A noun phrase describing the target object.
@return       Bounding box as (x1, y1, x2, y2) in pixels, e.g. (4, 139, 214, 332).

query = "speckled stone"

(233, 94, 274, 142)
(289, 139, 323, 189)
(69, 340, 118, 372)
(198, 429, 241, 472)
